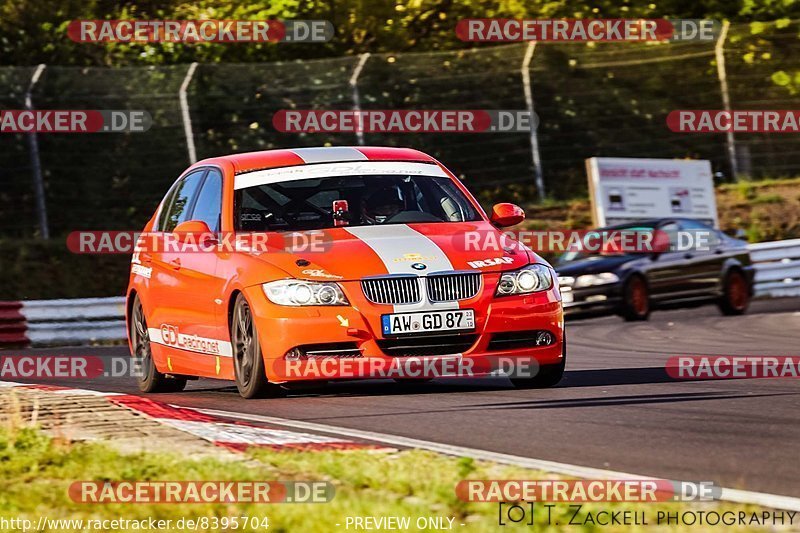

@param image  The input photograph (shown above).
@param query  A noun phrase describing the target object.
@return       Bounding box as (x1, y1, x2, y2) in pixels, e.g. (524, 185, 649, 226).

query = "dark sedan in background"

(556, 218, 755, 321)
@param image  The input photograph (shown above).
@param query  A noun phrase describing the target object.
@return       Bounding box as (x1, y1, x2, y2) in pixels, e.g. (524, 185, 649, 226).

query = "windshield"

(557, 222, 658, 264)
(234, 174, 481, 231)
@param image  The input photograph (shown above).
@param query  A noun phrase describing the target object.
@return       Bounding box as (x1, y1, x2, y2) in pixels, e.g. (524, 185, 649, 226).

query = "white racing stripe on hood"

(344, 224, 458, 312)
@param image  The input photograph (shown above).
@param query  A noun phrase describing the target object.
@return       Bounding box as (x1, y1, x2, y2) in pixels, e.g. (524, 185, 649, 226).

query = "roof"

(196, 146, 437, 175)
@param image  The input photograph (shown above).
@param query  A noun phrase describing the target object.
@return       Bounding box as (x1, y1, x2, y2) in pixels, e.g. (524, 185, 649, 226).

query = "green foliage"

(0, 239, 129, 299)
(1, 0, 799, 67)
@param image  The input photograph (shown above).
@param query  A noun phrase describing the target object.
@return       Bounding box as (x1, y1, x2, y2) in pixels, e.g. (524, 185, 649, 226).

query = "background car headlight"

(495, 264, 553, 296)
(573, 272, 619, 288)
(263, 280, 348, 306)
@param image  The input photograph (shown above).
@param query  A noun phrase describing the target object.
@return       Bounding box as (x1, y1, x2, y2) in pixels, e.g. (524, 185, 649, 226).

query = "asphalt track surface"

(10, 299, 800, 499)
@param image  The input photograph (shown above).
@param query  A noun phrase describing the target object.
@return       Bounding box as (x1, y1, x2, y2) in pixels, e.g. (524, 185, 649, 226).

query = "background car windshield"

(557, 222, 658, 264)
(235, 174, 481, 231)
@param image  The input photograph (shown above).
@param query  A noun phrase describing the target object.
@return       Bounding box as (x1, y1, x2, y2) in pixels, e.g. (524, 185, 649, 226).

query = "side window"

(679, 219, 720, 248)
(191, 169, 222, 231)
(159, 170, 206, 232)
(659, 222, 680, 251)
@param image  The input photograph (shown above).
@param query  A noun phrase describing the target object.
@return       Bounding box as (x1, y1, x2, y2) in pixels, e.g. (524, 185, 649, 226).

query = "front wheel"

(129, 295, 186, 393)
(718, 270, 750, 316)
(620, 275, 651, 321)
(231, 293, 279, 399)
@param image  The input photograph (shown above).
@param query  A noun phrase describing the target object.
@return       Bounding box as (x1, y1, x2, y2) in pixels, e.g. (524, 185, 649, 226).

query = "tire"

(511, 330, 566, 389)
(620, 275, 651, 321)
(718, 269, 750, 316)
(231, 293, 278, 399)
(129, 295, 187, 393)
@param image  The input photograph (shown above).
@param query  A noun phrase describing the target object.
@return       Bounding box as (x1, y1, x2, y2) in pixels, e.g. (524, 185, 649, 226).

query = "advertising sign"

(586, 157, 718, 228)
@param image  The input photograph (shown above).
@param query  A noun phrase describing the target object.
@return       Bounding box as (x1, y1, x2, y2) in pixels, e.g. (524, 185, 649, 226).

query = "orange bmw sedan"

(126, 147, 565, 398)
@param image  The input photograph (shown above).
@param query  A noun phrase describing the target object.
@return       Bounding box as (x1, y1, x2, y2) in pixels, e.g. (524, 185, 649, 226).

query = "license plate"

(381, 310, 475, 335)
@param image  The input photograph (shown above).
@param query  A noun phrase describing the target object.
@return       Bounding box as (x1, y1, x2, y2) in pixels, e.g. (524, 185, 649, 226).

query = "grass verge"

(0, 425, 777, 532)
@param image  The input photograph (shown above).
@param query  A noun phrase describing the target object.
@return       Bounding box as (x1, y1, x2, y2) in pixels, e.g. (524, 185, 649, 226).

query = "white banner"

(586, 157, 718, 228)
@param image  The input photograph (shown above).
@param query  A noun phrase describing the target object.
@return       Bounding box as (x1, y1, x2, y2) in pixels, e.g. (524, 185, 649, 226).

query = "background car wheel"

(231, 293, 278, 399)
(620, 275, 651, 321)
(129, 295, 186, 393)
(511, 330, 566, 389)
(718, 270, 750, 316)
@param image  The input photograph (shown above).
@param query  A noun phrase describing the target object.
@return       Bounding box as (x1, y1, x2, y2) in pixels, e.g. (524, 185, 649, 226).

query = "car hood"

(244, 222, 534, 281)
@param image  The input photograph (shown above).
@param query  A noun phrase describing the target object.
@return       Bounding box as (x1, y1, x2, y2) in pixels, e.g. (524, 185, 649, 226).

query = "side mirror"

(490, 203, 525, 228)
(173, 220, 217, 245)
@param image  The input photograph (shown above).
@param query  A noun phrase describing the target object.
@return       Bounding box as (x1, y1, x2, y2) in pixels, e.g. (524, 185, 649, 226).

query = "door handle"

(684, 253, 694, 259)
(168, 258, 181, 270)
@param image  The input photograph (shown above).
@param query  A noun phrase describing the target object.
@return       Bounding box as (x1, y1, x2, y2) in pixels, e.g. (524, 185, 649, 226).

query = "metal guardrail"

(748, 239, 800, 298)
(0, 239, 798, 347)
(19, 297, 126, 346)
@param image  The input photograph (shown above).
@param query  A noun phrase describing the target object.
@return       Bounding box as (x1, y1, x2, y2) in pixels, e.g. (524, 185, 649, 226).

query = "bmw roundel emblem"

(411, 263, 427, 271)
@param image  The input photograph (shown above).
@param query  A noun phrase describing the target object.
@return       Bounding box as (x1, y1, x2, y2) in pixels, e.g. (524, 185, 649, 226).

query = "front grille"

(427, 272, 481, 302)
(362, 276, 421, 305)
(362, 272, 481, 305)
(377, 334, 478, 357)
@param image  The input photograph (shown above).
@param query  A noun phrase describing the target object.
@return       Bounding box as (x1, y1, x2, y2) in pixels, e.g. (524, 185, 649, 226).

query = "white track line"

(196, 406, 800, 512)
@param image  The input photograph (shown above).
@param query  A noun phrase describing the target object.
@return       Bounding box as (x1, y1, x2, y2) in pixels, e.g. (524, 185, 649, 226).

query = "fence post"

(349, 53, 371, 146)
(521, 42, 545, 200)
(179, 62, 199, 164)
(715, 21, 739, 181)
(25, 64, 49, 239)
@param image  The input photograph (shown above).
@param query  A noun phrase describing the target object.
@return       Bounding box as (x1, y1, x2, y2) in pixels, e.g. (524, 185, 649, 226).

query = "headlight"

(262, 280, 348, 306)
(573, 272, 619, 288)
(495, 264, 553, 296)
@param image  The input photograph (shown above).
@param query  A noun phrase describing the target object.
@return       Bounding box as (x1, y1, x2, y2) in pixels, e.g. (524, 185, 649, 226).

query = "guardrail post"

(179, 62, 199, 164)
(715, 21, 739, 181)
(25, 64, 49, 239)
(521, 42, 545, 200)
(349, 53, 371, 146)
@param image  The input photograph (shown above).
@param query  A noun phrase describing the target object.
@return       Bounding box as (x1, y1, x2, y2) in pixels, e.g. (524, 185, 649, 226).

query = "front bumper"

(243, 278, 564, 383)
(560, 281, 623, 315)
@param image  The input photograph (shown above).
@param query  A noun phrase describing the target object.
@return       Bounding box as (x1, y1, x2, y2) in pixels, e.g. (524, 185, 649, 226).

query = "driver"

(362, 186, 404, 224)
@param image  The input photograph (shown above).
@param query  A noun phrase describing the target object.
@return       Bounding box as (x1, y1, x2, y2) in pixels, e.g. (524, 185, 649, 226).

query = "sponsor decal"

(394, 253, 436, 263)
(151, 325, 232, 357)
(301, 268, 342, 279)
(467, 257, 515, 269)
(234, 161, 449, 189)
(131, 264, 152, 279)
